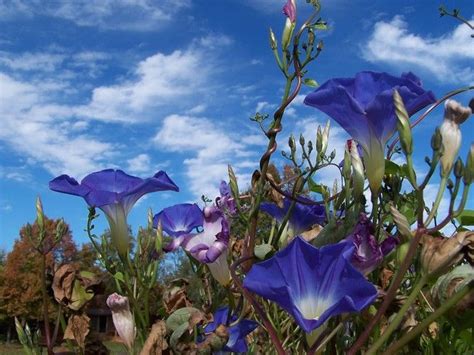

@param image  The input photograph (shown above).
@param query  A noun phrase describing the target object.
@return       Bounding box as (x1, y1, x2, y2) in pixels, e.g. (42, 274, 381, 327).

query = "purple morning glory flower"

(153, 203, 203, 236)
(204, 306, 258, 353)
(243, 237, 377, 332)
(154, 204, 231, 286)
(261, 197, 326, 235)
(49, 169, 178, 256)
(345, 214, 398, 274)
(304, 71, 435, 192)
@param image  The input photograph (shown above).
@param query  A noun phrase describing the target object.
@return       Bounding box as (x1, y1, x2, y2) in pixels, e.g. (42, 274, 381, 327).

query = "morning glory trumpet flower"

(154, 204, 231, 286)
(304, 71, 436, 192)
(243, 237, 377, 332)
(49, 169, 178, 257)
(204, 306, 258, 353)
(261, 196, 326, 237)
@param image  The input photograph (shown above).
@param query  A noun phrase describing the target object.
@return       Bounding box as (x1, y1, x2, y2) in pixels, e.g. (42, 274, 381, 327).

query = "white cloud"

(0, 73, 115, 178)
(153, 114, 254, 198)
(127, 154, 151, 174)
(255, 101, 271, 113)
(81, 36, 231, 122)
(363, 16, 474, 83)
(0, 51, 65, 72)
(0, 0, 191, 31)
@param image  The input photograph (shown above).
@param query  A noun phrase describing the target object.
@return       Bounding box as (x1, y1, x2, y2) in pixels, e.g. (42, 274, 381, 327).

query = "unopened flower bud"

(393, 90, 413, 155)
(321, 120, 330, 155)
(281, 0, 296, 50)
(431, 128, 443, 152)
(420, 232, 473, 276)
(454, 158, 464, 179)
(307, 30, 315, 46)
(343, 146, 351, 180)
(347, 140, 364, 199)
(329, 149, 336, 160)
(269, 28, 277, 50)
(106, 293, 136, 350)
(464, 144, 474, 185)
(316, 40, 323, 51)
(299, 133, 305, 147)
(439, 100, 471, 176)
(36, 196, 44, 230)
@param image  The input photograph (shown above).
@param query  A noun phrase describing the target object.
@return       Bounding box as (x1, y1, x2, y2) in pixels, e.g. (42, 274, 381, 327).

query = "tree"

(0, 216, 77, 320)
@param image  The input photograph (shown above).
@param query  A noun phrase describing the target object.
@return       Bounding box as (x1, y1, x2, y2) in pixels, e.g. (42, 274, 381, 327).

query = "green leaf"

(113, 272, 124, 282)
(254, 244, 274, 259)
(312, 21, 328, 30)
(456, 209, 474, 226)
(170, 322, 189, 348)
(69, 280, 94, 311)
(308, 177, 323, 194)
(385, 159, 401, 176)
(303, 78, 319, 88)
(166, 307, 200, 332)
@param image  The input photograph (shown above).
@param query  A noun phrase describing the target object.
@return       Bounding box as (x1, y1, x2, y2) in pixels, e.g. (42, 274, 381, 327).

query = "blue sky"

(0, 0, 473, 251)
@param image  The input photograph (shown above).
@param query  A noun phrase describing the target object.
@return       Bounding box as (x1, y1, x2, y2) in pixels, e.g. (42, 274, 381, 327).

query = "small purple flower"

(50, 169, 179, 257)
(204, 306, 258, 353)
(153, 203, 203, 236)
(345, 214, 398, 274)
(154, 204, 231, 286)
(261, 197, 326, 235)
(243, 237, 377, 332)
(305, 71, 435, 192)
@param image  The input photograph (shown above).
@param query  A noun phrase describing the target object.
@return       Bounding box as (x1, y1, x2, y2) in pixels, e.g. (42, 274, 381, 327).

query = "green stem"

(385, 281, 473, 354)
(425, 176, 447, 226)
(40, 254, 53, 355)
(366, 275, 428, 355)
(454, 183, 471, 216)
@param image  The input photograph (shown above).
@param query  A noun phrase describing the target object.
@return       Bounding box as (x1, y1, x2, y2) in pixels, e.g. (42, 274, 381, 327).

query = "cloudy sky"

(0, 0, 473, 250)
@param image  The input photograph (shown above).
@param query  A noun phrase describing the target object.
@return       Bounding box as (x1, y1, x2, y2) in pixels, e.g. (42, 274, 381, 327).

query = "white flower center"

(297, 296, 334, 320)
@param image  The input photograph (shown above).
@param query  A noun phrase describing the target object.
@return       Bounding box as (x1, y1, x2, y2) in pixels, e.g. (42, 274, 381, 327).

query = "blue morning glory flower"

(243, 237, 377, 332)
(153, 203, 203, 237)
(204, 306, 258, 353)
(50, 169, 178, 256)
(304, 71, 435, 192)
(261, 197, 326, 235)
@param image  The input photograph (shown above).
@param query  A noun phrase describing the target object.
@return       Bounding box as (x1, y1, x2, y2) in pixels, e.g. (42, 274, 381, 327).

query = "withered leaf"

(140, 320, 168, 355)
(64, 314, 90, 349)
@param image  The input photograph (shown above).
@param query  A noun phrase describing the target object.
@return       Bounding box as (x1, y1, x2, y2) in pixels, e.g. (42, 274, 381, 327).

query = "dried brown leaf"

(64, 314, 90, 349)
(140, 320, 168, 355)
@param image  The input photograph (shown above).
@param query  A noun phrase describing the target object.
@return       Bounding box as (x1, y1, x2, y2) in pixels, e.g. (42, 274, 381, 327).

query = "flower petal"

(153, 203, 203, 236)
(244, 237, 377, 332)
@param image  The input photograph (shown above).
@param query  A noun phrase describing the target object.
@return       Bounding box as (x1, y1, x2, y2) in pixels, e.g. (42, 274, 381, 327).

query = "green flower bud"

(36, 196, 44, 231)
(393, 90, 413, 155)
(431, 128, 442, 152)
(299, 133, 305, 147)
(454, 158, 464, 179)
(269, 28, 277, 50)
(464, 144, 474, 185)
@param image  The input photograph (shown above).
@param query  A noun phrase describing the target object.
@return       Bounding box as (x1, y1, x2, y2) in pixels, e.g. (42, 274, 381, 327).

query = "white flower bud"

(439, 99, 471, 176)
(347, 140, 364, 199)
(106, 293, 136, 350)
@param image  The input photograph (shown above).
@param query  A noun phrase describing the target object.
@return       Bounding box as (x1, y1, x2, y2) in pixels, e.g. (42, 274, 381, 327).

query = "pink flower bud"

(106, 293, 136, 350)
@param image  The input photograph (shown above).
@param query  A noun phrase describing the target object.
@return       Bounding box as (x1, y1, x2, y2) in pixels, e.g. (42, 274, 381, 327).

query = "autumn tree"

(0, 216, 77, 320)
